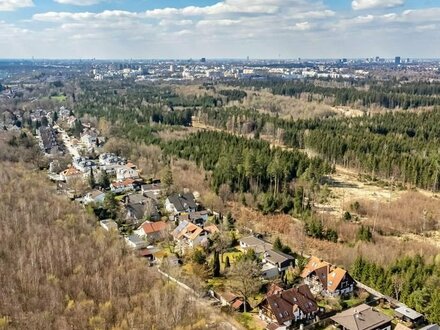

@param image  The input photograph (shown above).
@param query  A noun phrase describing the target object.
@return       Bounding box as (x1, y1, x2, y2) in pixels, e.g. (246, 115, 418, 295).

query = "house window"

(328, 281, 333, 286)
(284, 311, 289, 316)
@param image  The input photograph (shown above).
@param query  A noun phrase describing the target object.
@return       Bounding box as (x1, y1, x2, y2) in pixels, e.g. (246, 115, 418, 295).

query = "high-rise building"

(395, 56, 401, 65)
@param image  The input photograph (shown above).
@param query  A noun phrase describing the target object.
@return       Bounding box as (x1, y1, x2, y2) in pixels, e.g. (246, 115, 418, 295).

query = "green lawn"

(235, 313, 265, 330)
(376, 306, 395, 318)
(220, 251, 243, 271)
(343, 297, 365, 308)
(50, 95, 67, 102)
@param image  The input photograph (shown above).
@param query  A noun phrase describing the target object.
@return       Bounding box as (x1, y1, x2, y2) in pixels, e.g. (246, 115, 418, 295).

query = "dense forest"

(228, 79, 440, 109)
(163, 131, 331, 214)
(196, 106, 440, 191)
(351, 255, 440, 323)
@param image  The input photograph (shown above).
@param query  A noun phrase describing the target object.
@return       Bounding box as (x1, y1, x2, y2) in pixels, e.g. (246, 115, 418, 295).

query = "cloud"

(53, 0, 104, 5)
(0, 0, 34, 11)
(4, 0, 438, 59)
(352, 0, 404, 10)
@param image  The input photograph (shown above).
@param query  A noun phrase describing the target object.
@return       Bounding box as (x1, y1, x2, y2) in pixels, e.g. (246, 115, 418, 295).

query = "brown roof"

(263, 284, 318, 325)
(204, 224, 219, 234)
(328, 268, 347, 292)
(331, 304, 391, 330)
(111, 178, 135, 188)
(302, 256, 352, 292)
(301, 256, 330, 278)
(139, 221, 167, 234)
(61, 166, 81, 176)
(231, 299, 244, 310)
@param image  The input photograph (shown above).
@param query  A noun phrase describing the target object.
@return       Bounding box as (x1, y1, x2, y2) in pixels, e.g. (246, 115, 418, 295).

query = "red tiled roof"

(140, 221, 167, 234)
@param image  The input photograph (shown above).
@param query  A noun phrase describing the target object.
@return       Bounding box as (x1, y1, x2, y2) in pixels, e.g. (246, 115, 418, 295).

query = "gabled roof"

(331, 304, 391, 330)
(301, 256, 330, 278)
(301, 256, 352, 293)
(239, 236, 272, 254)
(328, 268, 348, 292)
(262, 284, 318, 325)
(264, 250, 294, 265)
(172, 220, 211, 242)
(138, 221, 167, 234)
(167, 193, 197, 212)
(61, 166, 81, 176)
(111, 178, 135, 188)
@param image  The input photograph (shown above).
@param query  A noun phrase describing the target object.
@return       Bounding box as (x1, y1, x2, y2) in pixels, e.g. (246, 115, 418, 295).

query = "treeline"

(351, 255, 440, 323)
(228, 79, 440, 109)
(163, 131, 331, 214)
(75, 82, 196, 127)
(195, 106, 440, 191)
(303, 111, 440, 191)
(218, 89, 247, 101)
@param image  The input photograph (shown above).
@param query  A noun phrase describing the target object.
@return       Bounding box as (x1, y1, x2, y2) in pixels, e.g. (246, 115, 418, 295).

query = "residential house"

(116, 165, 139, 181)
(331, 304, 392, 330)
(141, 182, 163, 197)
(80, 130, 98, 149)
(83, 190, 106, 204)
(394, 306, 424, 326)
(138, 246, 160, 265)
(165, 193, 197, 214)
(175, 210, 209, 226)
(125, 234, 149, 250)
(133, 221, 168, 242)
(110, 178, 136, 194)
(72, 156, 97, 172)
(239, 236, 272, 255)
(262, 250, 294, 279)
(99, 153, 126, 174)
(99, 219, 118, 231)
(301, 256, 355, 297)
(211, 291, 249, 312)
(239, 236, 294, 279)
(258, 284, 320, 329)
(60, 166, 83, 183)
(59, 106, 71, 120)
(124, 193, 160, 222)
(172, 220, 218, 252)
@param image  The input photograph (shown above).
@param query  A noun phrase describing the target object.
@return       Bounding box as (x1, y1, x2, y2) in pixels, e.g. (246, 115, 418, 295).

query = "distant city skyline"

(1, 0, 440, 59)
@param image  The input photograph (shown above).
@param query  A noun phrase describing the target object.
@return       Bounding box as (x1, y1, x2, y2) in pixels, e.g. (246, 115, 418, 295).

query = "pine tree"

(225, 256, 231, 268)
(213, 251, 221, 277)
(273, 237, 283, 252)
(88, 168, 95, 189)
(98, 170, 110, 189)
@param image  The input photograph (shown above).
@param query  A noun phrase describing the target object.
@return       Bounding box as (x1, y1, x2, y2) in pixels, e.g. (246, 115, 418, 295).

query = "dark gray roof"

(167, 193, 197, 212)
(126, 193, 149, 204)
(264, 250, 294, 265)
(142, 183, 163, 191)
(239, 236, 272, 254)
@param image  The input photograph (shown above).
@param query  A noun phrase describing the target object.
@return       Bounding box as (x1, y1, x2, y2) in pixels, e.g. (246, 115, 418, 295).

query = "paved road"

(59, 128, 80, 158)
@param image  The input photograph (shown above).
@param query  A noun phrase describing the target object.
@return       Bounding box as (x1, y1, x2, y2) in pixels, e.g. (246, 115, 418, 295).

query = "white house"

(116, 166, 139, 181)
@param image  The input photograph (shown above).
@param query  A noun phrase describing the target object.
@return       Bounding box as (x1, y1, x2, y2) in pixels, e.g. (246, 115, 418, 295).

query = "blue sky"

(1, 0, 440, 59)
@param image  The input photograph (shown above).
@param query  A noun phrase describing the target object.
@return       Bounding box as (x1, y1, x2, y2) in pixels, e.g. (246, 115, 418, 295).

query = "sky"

(0, 0, 440, 59)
